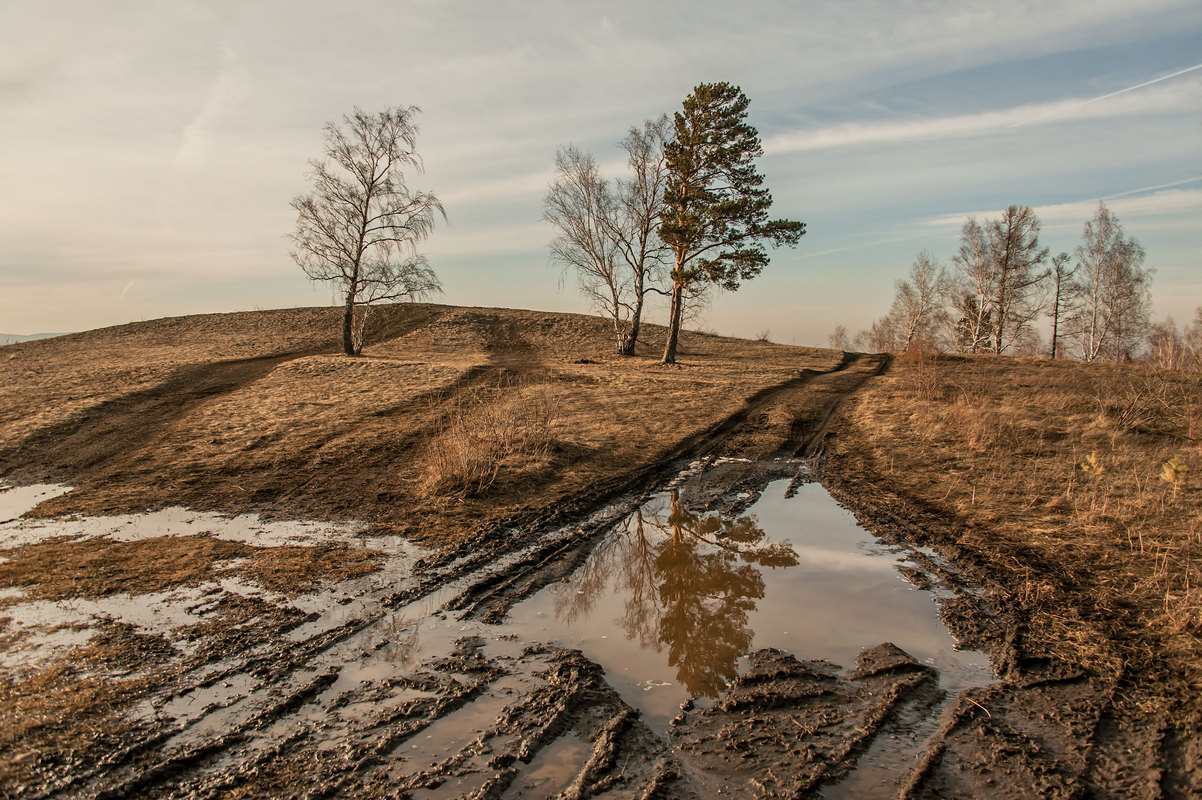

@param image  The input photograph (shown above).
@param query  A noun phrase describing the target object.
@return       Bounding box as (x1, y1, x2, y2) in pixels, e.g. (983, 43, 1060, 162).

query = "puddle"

(0, 482, 72, 524)
(507, 478, 993, 731)
(1, 471, 995, 797)
(0, 484, 427, 674)
(0, 484, 370, 549)
(502, 731, 590, 798)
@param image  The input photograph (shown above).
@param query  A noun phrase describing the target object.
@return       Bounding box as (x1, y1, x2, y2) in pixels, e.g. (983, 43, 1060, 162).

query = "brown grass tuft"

(0, 536, 384, 604)
(421, 381, 562, 497)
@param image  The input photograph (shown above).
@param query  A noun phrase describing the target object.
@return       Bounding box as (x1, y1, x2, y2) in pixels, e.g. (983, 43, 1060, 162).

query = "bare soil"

(0, 305, 1197, 798)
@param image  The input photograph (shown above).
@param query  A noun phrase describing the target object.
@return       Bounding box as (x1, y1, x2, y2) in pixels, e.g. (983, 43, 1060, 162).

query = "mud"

(3, 456, 996, 800)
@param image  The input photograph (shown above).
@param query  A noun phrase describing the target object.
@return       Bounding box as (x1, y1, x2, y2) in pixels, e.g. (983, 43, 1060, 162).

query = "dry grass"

(3, 303, 841, 546)
(0, 535, 384, 604)
(421, 381, 562, 497)
(0, 621, 170, 788)
(830, 353, 1201, 702)
(0, 307, 347, 447)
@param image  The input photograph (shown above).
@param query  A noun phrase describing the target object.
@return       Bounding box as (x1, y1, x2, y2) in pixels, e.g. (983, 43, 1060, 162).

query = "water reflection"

(558, 491, 798, 697)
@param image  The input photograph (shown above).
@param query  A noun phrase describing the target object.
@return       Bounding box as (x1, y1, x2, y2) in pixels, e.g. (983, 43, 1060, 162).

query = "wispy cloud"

(920, 181, 1202, 228)
(1007, 62, 1202, 128)
(175, 41, 240, 167)
(764, 75, 1198, 154)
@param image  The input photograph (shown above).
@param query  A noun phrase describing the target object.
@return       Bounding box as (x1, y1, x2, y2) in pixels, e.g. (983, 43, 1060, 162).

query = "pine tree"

(658, 83, 804, 364)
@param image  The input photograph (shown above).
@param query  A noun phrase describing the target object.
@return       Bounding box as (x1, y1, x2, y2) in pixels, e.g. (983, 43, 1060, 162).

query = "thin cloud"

(1007, 62, 1202, 128)
(175, 41, 240, 167)
(921, 183, 1202, 228)
(764, 77, 1197, 154)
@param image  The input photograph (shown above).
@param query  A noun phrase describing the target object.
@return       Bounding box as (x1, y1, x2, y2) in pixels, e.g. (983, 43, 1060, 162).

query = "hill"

(0, 303, 1198, 797)
(0, 332, 67, 345)
(0, 303, 843, 544)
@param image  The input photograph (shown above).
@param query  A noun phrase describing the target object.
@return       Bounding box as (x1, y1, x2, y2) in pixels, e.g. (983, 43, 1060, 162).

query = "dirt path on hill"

(0, 354, 315, 483)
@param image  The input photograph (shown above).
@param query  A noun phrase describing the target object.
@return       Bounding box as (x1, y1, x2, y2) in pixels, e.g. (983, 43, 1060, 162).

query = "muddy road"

(5, 466, 987, 800)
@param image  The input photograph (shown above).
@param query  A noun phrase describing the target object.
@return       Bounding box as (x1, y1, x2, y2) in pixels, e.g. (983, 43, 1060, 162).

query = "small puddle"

(502, 731, 591, 798)
(507, 478, 993, 733)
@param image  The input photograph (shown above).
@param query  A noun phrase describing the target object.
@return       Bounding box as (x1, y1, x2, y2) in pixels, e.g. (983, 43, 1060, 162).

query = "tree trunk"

(342, 292, 357, 355)
(661, 283, 685, 365)
(1050, 284, 1060, 359)
(621, 291, 645, 356)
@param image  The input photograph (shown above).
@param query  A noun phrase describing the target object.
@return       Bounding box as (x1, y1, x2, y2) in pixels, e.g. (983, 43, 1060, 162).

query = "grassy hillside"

(0, 304, 839, 544)
(825, 350, 1201, 722)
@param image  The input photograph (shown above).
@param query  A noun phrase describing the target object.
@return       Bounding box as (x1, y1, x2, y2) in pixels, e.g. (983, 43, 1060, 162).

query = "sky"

(1, 0, 1199, 345)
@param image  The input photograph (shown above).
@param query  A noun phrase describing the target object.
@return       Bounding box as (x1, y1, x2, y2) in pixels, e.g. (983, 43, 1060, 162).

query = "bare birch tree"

(856, 252, 948, 353)
(289, 107, 444, 355)
(1070, 202, 1152, 362)
(854, 316, 900, 353)
(827, 324, 850, 351)
(1186, 307, 1202, 371)
(987, 205, 1049, 354)
(545, 146, 625, 348)
(607, 116, 671, 354)
(544, 117, 671, 354)
(890, 251, 949, 350)
(1149, 318, 1186, 370)
(1048, 252, 1076, 359)
(951, 218, 995, 353)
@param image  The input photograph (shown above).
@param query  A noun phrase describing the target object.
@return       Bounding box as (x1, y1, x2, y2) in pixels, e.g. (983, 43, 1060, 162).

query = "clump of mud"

(671, 645, 937, 797)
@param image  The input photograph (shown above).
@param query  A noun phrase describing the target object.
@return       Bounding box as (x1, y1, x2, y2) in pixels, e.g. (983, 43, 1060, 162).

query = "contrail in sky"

(1102, 176, 1202, 200)
(119, 280, 135, 300)
(1008, 62, 1202, 128)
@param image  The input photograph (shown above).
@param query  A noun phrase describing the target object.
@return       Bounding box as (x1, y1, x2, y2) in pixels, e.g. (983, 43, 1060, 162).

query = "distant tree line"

(544, 83, 804, 364)
(836, 202, 1196, 367)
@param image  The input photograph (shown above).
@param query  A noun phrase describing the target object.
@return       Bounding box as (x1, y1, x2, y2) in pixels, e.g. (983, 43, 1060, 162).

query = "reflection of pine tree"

(655, 528, 761, 696)
(553, 489, 799, 697)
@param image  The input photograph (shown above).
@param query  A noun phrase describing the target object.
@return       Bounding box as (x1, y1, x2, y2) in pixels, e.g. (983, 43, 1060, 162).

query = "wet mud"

(2, 456, 992, 800)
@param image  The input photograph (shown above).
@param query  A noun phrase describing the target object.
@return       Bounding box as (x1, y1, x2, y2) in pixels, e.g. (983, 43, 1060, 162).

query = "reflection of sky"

(0, 483, 381, 549)
(507, 478, 993, 730)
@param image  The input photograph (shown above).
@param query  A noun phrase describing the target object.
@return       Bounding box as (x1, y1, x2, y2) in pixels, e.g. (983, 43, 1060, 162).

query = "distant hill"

(0, 332, 68, 345)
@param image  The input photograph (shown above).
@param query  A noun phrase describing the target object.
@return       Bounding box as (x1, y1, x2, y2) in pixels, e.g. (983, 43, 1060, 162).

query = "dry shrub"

(422, 381, 562, 497)
(903, 339, 944, 402)
(1142, 368, 1202, 441)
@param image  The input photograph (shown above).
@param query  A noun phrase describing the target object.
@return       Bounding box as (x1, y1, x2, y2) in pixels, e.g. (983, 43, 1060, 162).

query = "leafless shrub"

(1141, 369, 1202, 441)
(1093, 375, 1157, 434)
(827, 324, 850, 351)
(422, 382, 561, 497)
(904, 337, 944, 402)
